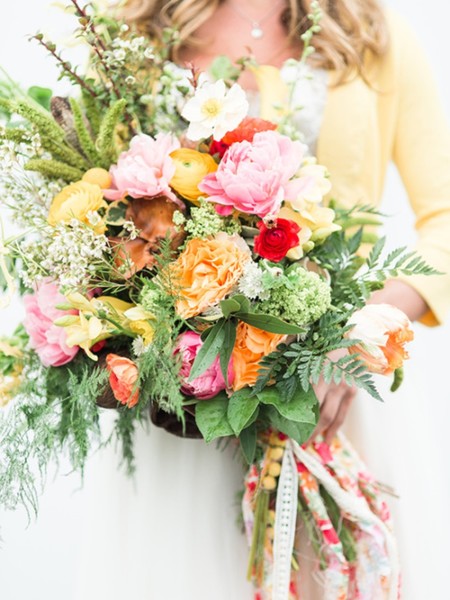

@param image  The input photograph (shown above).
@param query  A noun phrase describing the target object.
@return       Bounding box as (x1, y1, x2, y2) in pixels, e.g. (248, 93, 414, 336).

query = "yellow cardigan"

(316, 11, 450, 326)
(256, 11, 450, 325)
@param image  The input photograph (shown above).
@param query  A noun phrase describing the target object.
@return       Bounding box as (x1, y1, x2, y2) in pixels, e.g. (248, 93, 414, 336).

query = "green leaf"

(209, 55, 241, 82)
(220, 298, 241, 318)
(236, 312, 303, 334)
(231, 294, 251, 313)
(257, 386, 318, 425)
(219, 319, 237, 385)
(239, 423, 257, 464)
(105, 200, 128, 225)
(263, 406, 317, 446)
(227, 387, 259, 436)
(27, 86, 52, 111)
(189, 320, 226, 381)
(195, 394, 234, 443)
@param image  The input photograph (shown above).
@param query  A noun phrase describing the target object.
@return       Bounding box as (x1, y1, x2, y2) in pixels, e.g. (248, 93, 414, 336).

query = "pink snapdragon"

(174, 331, 233, 400)
(103, 133, 181, 202)
(199, 130, 308, 217)
(23, 280, 79, 367)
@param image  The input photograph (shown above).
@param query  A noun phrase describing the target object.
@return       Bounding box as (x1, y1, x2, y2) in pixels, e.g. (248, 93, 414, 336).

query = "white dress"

(73, 66, 450, 600)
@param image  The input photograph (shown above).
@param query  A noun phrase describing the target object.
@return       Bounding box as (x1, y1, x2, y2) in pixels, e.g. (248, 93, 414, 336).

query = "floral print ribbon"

(243, 432, 401, 600)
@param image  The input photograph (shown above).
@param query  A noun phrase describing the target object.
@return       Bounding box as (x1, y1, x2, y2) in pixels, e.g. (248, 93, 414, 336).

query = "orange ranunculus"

(106, 353, 140, 407)
(222, 116, 277, 145)
(170, 148, 218, 202)
(169, 233, 250, 319)
(346, 304, 414, 375)
(231, 322, 286, 391)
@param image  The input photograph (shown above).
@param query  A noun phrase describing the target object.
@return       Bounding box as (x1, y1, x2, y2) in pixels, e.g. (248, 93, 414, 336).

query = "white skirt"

(74, 325, 450, 600)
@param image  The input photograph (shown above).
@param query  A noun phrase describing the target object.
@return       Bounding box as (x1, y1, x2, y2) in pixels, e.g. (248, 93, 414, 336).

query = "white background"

(1, 1, 450, 599)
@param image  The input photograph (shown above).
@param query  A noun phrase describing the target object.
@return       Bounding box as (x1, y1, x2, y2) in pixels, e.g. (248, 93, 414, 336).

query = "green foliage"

(24, 158, 83, 182)
(227, 388, 259, 436)
(81, 89, 101, 137)
(69, 97, 101, 165)
(96, 99, 127, 169)
(0, 354, 108, 518)
(27, 86, 52, 111)
(195, 393, 234, 443)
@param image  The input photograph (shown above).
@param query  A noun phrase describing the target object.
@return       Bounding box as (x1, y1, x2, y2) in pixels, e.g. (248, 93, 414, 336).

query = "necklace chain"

(228, 0, 285, 40)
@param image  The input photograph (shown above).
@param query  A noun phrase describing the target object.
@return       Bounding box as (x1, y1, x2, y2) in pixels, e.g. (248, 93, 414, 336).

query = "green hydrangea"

(174, 199, 241, 240)
(257, 265, 331, 325)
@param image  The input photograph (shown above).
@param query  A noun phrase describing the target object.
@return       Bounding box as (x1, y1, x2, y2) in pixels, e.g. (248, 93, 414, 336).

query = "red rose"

(254, 218, 300, 262)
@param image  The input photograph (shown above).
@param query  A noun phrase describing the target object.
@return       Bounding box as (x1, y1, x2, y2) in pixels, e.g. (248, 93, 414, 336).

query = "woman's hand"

(309, 279, 428, 445)
(310, 348, 357, 445)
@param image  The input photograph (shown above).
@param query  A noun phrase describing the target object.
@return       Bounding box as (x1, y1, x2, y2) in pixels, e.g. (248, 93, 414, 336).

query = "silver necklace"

(229, 0, 285, 40)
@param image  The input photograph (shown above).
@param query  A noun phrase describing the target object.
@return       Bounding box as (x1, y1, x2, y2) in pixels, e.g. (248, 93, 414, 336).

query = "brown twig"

(31, 34, 98, 100)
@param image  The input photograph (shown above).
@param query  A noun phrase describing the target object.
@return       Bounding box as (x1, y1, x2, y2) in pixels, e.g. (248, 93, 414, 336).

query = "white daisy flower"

(181, 79, 249, 141)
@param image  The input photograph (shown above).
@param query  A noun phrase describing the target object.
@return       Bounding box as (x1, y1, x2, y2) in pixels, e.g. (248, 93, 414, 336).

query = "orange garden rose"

(170, 148, 218, 202)
(169, 233, 250, 319)
(346, 304, 414, 375)
(231, 322, 286, 391)
(106, 353, 140, 407)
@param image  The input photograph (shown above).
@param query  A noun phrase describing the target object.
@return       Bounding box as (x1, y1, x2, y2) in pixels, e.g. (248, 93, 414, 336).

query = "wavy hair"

(119, 0, 389, 79)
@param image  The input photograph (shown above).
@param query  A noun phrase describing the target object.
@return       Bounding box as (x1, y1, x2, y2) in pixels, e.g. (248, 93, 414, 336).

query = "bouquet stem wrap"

(243, 433, 401, 600)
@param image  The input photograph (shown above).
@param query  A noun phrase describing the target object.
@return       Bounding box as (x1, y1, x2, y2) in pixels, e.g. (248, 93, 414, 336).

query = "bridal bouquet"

(0, 2, 436, 598)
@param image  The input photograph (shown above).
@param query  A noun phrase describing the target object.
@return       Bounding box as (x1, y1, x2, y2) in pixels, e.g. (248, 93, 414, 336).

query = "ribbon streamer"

(290, 439, 400, 600)
(272, 444, 298, 600)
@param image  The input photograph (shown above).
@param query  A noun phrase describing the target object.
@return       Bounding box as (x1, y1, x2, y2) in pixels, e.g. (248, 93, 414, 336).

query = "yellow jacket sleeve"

(391, 15, 450, 325)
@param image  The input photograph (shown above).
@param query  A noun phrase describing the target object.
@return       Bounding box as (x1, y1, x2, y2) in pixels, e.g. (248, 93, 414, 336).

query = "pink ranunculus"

(23, 280, 79, 367)
(103, 133, 181, 203)
(174, 331, 233, 400)
(199, 130, 307, 218)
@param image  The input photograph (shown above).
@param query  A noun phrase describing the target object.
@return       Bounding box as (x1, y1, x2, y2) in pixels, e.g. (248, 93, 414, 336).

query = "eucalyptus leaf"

(195, 394, 234, 443)
(189, 320, 226, 381)
(227, 387, 259, 436)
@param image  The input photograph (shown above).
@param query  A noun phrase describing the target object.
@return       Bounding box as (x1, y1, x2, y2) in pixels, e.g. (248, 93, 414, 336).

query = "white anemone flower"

(181, 79, 249, 141)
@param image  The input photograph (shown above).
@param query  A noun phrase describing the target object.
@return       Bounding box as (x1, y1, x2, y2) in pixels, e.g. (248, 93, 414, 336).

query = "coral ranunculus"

(199, 130, 306, 218)
(170, 148, 218, 201)
(169, 233, 250, 319)
(254, 218, 300, 262)
(47, 181, 107, 234)
(231, 322, 286, 391)
(175, 331, 233, 399)
(346, 304, 414, 375)
(221, 116, 277, 145)
(103, 133, 181, 203)
(106, 353, 140, 407)
(23, 280, 79, 367)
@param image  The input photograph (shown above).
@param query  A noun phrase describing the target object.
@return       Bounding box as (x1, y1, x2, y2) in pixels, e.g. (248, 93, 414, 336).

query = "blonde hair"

(120, 0, 389, 79)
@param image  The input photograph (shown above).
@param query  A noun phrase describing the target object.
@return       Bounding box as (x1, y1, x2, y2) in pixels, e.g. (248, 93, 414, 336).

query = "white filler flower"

(181, 79, 249, 141)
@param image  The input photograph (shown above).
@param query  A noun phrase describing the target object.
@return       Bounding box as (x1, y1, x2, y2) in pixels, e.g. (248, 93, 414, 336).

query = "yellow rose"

(169, 233, 250, 319)
(48, 181, 107, 234)
(278, 203, 341, 260)
(170, 148, 218, 202)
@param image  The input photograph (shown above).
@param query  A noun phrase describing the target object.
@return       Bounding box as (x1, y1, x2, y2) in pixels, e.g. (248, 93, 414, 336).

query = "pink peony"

(174, 331, 233, 400)
(23, 280, 79, 367)
(103, 133, 181, 203)
(199, 130, 307, 217)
